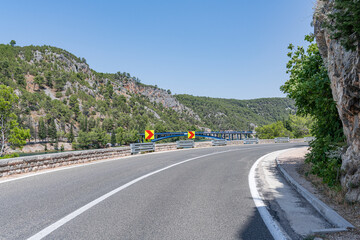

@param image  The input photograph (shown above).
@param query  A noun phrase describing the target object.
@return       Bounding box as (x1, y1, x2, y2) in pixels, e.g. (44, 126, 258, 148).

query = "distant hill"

(0, 42, 295, 146)
(175, 95, 296, 131)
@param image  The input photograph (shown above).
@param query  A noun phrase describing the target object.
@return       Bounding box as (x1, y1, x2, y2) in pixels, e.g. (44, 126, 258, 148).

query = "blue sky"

(0, 0, 314, 99)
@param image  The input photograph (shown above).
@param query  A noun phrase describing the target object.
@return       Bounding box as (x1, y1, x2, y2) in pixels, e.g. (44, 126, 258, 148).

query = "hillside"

(0, 44, 203, 145)
(0, 42, 295, 148)
(175, 95, 296, 131)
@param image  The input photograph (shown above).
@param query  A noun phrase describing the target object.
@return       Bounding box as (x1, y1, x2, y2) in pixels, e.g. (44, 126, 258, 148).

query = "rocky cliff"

(314, 0, 360, 202)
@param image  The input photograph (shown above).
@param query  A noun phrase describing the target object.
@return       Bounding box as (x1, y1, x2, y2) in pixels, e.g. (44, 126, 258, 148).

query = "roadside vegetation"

(281, 0, 360, 188)
(281, 35, 345, 187)
(176, 94, 295, 130)
(0, 42, 202, 153)
(0, 85, 30, 157)
(255, 114, 313, 139)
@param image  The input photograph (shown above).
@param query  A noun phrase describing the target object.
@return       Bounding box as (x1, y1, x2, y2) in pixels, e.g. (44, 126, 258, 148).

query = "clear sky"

(0, 0, 315, 100)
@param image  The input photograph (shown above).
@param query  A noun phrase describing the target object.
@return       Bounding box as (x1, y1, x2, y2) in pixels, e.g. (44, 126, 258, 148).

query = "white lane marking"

(27, 149, 240, 240)
(0, 147, 220, 185)
(0, 144, 278, 185)
(248, 150, 290, 240)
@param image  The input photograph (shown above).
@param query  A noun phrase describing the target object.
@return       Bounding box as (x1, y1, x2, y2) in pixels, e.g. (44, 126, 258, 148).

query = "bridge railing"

(139, 131, 255, 142)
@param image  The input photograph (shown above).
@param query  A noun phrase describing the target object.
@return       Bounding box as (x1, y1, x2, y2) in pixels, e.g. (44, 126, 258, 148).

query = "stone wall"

(0, 147, 131, 178)
(155, 143, 177, 151)
(314, 0, 360, 202)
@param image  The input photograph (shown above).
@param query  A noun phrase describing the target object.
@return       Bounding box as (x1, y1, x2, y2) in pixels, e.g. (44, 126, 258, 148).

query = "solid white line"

(248, 150, 290, 240)
(27, 149, 239, 240)
(0, 144, 269, 185)
(0, 146, 216, 185)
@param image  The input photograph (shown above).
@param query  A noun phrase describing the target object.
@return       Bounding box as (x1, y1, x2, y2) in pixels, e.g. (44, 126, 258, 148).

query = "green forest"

(175, 95, 296, 131)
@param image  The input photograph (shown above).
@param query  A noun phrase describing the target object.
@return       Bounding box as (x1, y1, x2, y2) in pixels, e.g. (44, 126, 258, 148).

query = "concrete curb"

(275, 156, 354, 231)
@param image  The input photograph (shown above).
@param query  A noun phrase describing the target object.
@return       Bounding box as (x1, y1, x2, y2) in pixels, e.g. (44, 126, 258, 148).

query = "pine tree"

(111, 129, 116, 146)
(47, 118, 57, 142)
(38, 119, 47, 140)
(69, 123, 74, 143)
(45, 71, 53, 88)
(34, 75, 45, 89)
(84, 117, 88, 132)
(27, 117, 36, 142)
(9, 40, 16, 47)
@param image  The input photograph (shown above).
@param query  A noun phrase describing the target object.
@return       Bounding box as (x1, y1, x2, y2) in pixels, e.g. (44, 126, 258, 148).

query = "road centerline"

(27, 148, 242, 240)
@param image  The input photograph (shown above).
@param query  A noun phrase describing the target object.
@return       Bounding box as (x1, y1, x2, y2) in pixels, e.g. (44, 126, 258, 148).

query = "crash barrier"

(176, 140, 195, 149)
(275, 137, 290, 143)
(212, 139, 227, 146)
(304, 137, 315, 142)
(244, 138, 259, 144)
(130, 142, 155, 154)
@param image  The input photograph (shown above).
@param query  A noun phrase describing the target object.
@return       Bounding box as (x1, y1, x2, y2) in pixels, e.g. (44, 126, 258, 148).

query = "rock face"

(314, 0, 360, 202)
(123, 80, 201, 121)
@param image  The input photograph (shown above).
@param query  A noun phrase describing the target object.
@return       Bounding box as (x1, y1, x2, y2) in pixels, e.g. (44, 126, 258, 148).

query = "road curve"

(0, 143, 306, 240)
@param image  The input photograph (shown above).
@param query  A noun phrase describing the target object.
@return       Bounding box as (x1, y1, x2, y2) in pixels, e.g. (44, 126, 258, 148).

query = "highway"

(0, 143, 306, 240)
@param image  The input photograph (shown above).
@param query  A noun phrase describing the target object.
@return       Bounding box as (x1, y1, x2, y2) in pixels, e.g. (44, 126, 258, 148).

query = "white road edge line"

(248, 150, 290, 240)
(27, 149, 239, 240)
(0, 144, 271, 185)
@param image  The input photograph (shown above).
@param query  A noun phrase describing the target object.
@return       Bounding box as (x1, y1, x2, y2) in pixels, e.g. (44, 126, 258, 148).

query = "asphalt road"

(0, 143, 306, 240)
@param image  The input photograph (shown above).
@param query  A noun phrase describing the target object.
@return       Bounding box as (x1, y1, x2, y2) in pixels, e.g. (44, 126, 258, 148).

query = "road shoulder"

(277, 147, 360, 240)
(250, 149, 346, 240)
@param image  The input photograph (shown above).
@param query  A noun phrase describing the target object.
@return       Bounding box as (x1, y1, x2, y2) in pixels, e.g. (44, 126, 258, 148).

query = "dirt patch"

(25, 74, 35, 92)
(277, 147, 360, 240)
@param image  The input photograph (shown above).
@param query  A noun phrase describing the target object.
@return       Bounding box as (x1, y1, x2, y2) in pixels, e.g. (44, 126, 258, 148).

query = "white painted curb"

(248, 150, 291, 240)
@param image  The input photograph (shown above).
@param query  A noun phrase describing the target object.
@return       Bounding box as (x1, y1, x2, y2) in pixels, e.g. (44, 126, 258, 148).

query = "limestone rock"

(314, 0, 360, 202)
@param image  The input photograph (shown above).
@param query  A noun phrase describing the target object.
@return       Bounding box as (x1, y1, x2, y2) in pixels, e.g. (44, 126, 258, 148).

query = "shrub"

(280, 35, 345, 187)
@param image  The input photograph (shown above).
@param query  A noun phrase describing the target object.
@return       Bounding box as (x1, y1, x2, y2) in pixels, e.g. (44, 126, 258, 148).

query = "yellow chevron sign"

(145, 130, 155, 140)
(188, 131, 195, 139)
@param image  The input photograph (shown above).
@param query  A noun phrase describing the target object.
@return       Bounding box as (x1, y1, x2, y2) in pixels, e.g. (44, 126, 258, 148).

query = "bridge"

(139, 131, 255, 142)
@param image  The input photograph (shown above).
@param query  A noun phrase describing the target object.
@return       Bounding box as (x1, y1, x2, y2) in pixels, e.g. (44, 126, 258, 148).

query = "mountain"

(0, 43, 295, 145)
(175, 95, 296, 131)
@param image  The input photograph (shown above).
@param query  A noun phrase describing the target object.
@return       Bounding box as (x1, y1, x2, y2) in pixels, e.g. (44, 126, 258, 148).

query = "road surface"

(0, 143, 306, 240)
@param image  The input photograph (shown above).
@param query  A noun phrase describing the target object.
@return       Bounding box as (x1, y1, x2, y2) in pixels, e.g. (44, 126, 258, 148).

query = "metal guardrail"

(130, 142, 155, 154)
(304, 137, 315, 142)
(176, 140, 194, 149)
(244, 138, 259, 144)
(274, 137, 290, 143)
(212, 139, 227, 146)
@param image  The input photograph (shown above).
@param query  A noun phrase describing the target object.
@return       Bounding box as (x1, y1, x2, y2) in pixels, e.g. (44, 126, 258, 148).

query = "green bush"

(281, 35, 345, 187)
(256, 121, 292, 139)
(0, 153, 20, 159)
